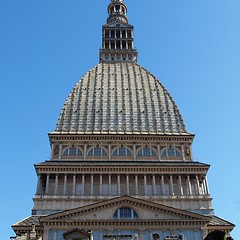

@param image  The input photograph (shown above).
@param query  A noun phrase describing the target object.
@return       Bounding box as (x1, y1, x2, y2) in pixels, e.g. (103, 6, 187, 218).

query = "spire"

(99, 0, 138, 63)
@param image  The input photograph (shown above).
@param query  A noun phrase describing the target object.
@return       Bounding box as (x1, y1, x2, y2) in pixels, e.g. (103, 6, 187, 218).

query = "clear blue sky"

(0, 0, 239, 239)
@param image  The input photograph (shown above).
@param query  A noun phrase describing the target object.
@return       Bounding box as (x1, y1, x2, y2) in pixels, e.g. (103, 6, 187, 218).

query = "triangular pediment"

(40, 196, 210, 223)
(103, 22, 133, 28)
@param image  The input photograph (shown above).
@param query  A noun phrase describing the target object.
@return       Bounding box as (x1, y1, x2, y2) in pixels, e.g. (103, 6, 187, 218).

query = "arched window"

(137, 148, 157, 157)
(113, 147, 132, 156)
(88, 147, 107, 156)
(161, 148, 181, 157)
(115, 5, 120, 12)
(113, 207, 138, 220)
(63, 147, 83, 156)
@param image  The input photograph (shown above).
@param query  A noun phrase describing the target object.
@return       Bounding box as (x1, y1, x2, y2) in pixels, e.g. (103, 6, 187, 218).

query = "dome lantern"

(100, 0, 138, 63)
(107, 0, 128, 24)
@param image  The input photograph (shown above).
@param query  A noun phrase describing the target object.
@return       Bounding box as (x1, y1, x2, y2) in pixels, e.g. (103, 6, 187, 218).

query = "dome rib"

(55, 63, 188, 135)
(125, 64, 133, 132)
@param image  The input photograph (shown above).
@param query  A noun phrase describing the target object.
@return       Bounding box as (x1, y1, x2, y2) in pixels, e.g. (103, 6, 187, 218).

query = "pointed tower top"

(99, 0, 138, 63)
(107, 0, 128, 24)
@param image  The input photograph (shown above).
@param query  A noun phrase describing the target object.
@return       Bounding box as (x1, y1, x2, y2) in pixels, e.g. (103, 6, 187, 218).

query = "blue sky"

(0, 0, 239, 239)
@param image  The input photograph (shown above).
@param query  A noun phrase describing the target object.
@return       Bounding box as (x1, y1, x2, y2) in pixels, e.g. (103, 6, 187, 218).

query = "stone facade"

(12, 1, 235, 240)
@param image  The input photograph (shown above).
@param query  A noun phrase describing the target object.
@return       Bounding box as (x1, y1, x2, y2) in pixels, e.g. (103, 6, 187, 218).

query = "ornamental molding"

(48, 134, 194, 144)
(40, 196, 211, 223)
(34, 164, 209, 175)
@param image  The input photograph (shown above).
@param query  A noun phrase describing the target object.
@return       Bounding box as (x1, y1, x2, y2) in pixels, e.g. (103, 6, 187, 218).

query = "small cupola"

(107, 0, 128, 24)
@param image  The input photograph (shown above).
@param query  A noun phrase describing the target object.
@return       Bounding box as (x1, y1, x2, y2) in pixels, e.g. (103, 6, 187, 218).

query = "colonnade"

(104, 29, 133, 40)
(37, 173, 209, 197)
(103, 28, 133, 51)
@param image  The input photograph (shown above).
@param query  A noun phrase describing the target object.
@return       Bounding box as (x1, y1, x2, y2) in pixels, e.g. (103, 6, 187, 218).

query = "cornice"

(40, 196, 211, 222)
(48, 133, 195, 144)
(34, 162, 209, 175)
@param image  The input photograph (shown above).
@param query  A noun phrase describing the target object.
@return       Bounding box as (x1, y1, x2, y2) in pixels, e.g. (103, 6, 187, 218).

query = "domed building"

(12, 1, 234, 240)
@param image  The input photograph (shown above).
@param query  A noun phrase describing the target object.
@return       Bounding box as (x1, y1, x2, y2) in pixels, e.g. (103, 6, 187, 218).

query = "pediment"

(104, 22, 133, 28)
(40, 196, 210, 223)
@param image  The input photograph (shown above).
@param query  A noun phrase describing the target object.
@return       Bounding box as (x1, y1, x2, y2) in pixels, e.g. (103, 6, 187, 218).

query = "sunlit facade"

(12, 1, 234, 240)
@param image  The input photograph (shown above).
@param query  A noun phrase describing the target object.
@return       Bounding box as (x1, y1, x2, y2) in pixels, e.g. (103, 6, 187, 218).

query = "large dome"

(56, 63, 187, 135)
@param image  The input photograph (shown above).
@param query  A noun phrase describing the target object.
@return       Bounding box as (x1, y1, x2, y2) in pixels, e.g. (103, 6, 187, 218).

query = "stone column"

(196, 176, 200, 195)
(45, 174, 50, 195)
(163, 229, 167, 238)
(187, 176, 192, 195)
(81, 175, 85, 195)
(99, 174, 103, 195)
(91, 175, 94, 195)
(63, 175, 68, 195)
(36, 174, 42, 195)
(117, 175, 121, 195)
(50, 143, 55, 160)
(109, 144, 112, 161)
(200, 181, 205, 195)
(152, 175, 156, 195)
(161, 175, 165, 195)
(126, 175, 130, 195)
(178, 176, 183, 195)
(59, 143, 62, 160)
(149, 230, 153, 240)
(205, 176, 210, 195)
(43, 229, 49, 240)
(202, 178, 206, 195)
(84, 144, 87, 161)
(194, 229, 198, 240)
(190, 145, 193, 160)
(133, 144, 136, 161)
(54, 174, 59, 195)
(109, 175, 112, 195)
(100, 230, 103, 240)
(72, 175, 76, 195)
(135, 175, 139, 195)
(157, 144, 161, 161)
(169, 175, 174, 195)
(144, 175, 147, 195)
(181, 145, 186, 161)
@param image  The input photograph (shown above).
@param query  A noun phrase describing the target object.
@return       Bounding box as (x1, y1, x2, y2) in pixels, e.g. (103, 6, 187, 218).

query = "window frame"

(62, 147, 83, 156)
(112, 147, 133, 156)
(137, 147, 157, 157)
(113, 207, 138, 220)
(161, 147, 181, 157)
(87, 147, 108, 156)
